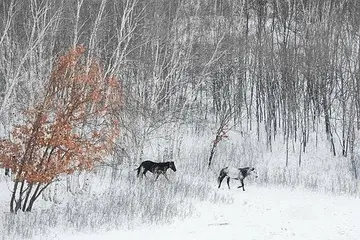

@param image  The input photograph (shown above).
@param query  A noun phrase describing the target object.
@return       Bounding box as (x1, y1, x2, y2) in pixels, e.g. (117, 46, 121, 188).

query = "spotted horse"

(218, 166, 258, 191)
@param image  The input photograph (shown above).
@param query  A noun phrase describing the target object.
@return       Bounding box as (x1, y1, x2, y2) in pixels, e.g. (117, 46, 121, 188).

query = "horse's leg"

(237, 179, 245, 191)
(142, 168, 149, 178)
(226, 177, 231, 189)
(163, 173, 170, 181)
(155, 173, 160, 181)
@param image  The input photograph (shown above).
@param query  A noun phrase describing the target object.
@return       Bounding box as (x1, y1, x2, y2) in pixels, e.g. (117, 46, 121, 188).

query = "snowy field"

(50, 185, 359, 240)
(1, 130, 359, 240)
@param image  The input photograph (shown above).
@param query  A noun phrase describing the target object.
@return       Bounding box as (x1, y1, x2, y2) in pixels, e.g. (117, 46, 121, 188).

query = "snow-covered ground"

(53, 185, 359, 240)
(2, 129, 359, 240)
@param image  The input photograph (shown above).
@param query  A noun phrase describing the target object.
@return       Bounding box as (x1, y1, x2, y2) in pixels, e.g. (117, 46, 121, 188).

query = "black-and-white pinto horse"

(218, 166, 258, 191)
(135, 160, 177, 181)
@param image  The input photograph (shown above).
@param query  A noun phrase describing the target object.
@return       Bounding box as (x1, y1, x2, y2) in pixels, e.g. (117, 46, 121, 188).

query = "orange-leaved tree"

(0, 45, 122, 213)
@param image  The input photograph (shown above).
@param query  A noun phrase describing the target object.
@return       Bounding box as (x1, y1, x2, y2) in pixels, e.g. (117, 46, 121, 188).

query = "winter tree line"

(0, 0, 359, 212)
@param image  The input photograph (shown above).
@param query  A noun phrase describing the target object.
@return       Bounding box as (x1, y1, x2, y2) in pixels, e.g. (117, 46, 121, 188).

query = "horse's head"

(249, 167, 258, 178)
(169, 161, 177, 172)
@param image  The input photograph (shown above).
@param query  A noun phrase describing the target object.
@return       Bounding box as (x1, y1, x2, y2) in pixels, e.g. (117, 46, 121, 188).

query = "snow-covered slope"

(54, 185, 360, 240)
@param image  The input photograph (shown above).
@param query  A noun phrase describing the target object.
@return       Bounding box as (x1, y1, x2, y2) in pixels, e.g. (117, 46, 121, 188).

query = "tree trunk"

(22, 183, 33, 212)
(25, 183, 42, 212)
(349, 126, 358, 180)
(10, 180, 19, 213)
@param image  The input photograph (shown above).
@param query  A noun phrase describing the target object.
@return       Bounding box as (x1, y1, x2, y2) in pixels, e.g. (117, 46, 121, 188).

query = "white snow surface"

(51, 185, 359, 240)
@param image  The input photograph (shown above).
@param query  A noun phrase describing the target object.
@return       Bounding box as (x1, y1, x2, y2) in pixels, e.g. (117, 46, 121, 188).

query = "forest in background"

(1, 0, 360, 183)
(1, 0, 360, 237)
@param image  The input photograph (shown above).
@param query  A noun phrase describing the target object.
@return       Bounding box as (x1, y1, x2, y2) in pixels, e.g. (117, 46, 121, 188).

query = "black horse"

(218, 166, 258, 191)
(135, 160, 177, 181)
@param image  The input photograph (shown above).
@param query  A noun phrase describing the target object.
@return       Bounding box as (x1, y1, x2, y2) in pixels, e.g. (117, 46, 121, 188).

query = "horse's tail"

(135, 166, 142, 177)
(217, 168, 226, 184)
(218, 167, 227, 184)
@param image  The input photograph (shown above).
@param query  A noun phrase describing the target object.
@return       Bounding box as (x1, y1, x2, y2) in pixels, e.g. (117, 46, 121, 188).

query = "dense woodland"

(1, 0, 360, 192)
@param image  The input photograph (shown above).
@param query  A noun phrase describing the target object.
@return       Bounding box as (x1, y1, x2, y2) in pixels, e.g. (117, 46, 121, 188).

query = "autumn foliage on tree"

(0, 45, 122, 213)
